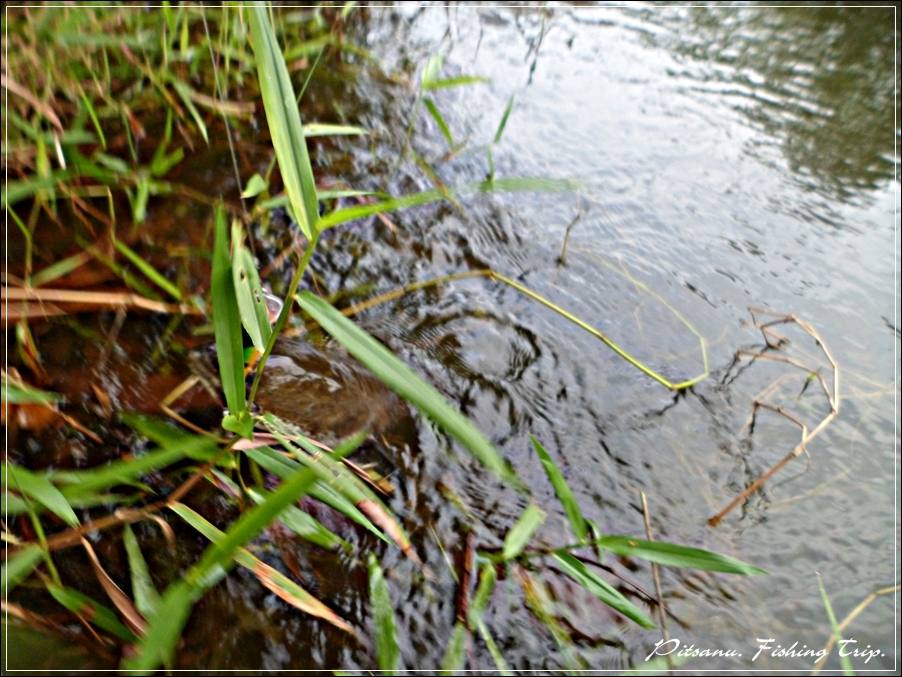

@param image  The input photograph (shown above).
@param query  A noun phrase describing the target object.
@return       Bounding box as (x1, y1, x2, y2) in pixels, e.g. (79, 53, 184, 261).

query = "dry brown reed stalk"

(2, 286, 202, 316)
(640, 490, 673, 672)
(708, 308, 839, 527)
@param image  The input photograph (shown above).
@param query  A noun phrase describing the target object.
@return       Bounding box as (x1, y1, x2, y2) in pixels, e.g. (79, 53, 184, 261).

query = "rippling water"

(313, 4, 898, 671)
(9, 3, 898, 672)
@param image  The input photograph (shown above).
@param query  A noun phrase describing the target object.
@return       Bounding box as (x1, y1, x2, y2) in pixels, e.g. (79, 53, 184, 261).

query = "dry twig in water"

(709, 308, 839, 527)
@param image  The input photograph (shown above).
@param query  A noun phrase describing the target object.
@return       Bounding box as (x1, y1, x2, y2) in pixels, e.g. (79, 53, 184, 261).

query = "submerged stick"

(709, 309, 839, 527)
(640, 490, 673, 672)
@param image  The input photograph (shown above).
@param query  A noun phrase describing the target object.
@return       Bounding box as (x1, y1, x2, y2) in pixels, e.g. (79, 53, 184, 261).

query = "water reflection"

(641, 5, 898, 202)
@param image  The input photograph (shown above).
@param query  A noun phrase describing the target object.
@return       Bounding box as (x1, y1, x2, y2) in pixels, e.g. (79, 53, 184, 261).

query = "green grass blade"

(1, 544, 44, 597)
(209, 468, 347, 550)
(316, 177, 577, 232)
(256, 417, 413, 554)
(368, 553, 400, 672)
(440, 621, 469, 674)
(171, 79, 209, 144)
(476, 619, 512, 675)
(169, 502, 356, 634)
(113, 238, 182, 301)
(124, 434, 363, 673)
(48, 585, 137, 643)
(501, 504, 545, 561)
(80, 93, 107, 149)
(248, 1, 318, 238)
(121, 580, 195, 673)
(469, 562, 497, 626)
(241, 173, 268, 198)
(212, 204, 247, 427)
(493, 96, 514, 144)
(421, 54, 443, 86)
(2, 375, 63, 405)
(423, 98, 454, 147)
(316, 189, 445, 231)
(123, 524, 162, 618)
(303, 123, 367, 137)
(423, 76, 489, 90)
(2, 465, 79, 527)
(552, 552, 655, 629)
(30, 251, 92, 287)
(817, 574, 855, 676)
(296, 292, 520, 487)
(244, 446, 387, 543)
(247, 487, 348, 551)
(583, 536, 767, 576)
(55, 437, 218, 498)
(231, 221, 272, 352)
(466, 562, 512, 673)
(530, 436, 587, 542)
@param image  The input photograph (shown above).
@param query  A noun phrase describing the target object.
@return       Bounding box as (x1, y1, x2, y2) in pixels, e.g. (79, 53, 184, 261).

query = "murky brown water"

(7, 4, 899, 672)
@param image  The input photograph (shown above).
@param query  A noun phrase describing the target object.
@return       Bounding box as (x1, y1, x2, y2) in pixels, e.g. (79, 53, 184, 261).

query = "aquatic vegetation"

(3, 3, 785, 673)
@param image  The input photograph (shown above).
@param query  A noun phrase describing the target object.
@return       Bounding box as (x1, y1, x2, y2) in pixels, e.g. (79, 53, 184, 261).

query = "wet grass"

(5, 3, 764, 672)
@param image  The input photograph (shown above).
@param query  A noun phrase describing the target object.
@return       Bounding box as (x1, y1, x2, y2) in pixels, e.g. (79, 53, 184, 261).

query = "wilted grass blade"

(530, 436, 587, 542)
(1, 544, 43, 597)
(501, 504, 545, 561)
(169, 503, 357, 635)
(231, 220, 272, 352)
(817, 574, 855, 676)
(212, 204, 248, 433)
(123, 524, 162, 618)
(48, 584, 137, 643)
(368, 553, 400, 672)
(296, 292, 520, 487)
(2, 465, 79, 527)
(516, 566, 581, 669)
(124, 434, 363, 673)
(248, 1, 318, 238)
(552, 552, 655, 629)
(581, 536, 766, 576)
(81, 536, 147, 635)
